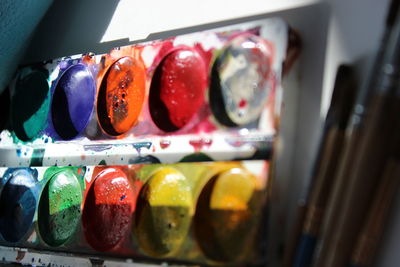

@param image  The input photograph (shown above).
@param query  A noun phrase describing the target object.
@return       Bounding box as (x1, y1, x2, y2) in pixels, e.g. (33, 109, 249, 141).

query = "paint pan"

(209, 33, 274, 127)
(149, 47, 208, 132)
(194, 167, 262, 262)
(37, 167, 85, 247)
(50, 63, 96, 140)
(0, 162, 269, 264)
(133, 167, 194, 258)
(97, 57, 146, 136)
(82, 166, 139, 252)
(0, 88, 10, 132)
(0, 168, 39, 244)
(11, 69, 51, 142)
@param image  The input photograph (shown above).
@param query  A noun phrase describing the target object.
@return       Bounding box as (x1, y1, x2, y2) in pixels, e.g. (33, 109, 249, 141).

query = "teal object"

(11, 70, 51, 141)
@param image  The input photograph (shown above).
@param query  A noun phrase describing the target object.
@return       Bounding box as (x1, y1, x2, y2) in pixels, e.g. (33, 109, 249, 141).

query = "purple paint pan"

(51, 64, 96, 140)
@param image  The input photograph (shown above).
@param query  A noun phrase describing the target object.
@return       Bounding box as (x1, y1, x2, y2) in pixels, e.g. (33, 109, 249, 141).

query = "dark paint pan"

(134, 168, 193, 257)
(11, 71, 50, 141)
(0, 168, 39, 243)
(194, 168, 260, 262)
(0, 88, 10, 132)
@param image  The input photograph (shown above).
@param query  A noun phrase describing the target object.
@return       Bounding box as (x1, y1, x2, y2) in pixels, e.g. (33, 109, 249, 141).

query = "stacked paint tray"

(0, 17, 288, 167)
(0, 161, 269, 265)
(0, 16, 294, 266)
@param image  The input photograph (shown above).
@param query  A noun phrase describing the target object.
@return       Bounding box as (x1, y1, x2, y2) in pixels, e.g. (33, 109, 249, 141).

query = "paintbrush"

(291, 65, 356, 267)
(283, 65, 356, 267)
(349, 115, 400, 267)
(313, 1, 400, 266)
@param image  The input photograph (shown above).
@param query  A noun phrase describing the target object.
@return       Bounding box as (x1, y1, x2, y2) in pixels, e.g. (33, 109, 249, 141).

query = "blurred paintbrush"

(313, 1, 400, 266)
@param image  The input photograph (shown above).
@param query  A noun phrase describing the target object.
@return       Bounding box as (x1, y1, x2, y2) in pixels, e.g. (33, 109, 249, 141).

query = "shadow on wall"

(22, 0, 122, 64)
(22, 0, 329, 67)
(0, 0, 52, 94)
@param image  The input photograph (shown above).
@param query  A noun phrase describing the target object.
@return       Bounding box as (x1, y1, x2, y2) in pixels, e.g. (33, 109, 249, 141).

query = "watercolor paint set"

(0, 161, 269, 265)
(0, 15, 298, 266)
(0, 17, 288, 168)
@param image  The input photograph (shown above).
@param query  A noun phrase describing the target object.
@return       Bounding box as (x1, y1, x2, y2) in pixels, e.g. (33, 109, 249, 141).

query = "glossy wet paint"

(82, 167, 139, 251)
(51, 64, 96, 140)
(210, 33, 274, 127)
(38, 167, 84, 246)
(134, 167, 193, 257)
(149, 48, 208, 132)
(97, 57, 146, 136)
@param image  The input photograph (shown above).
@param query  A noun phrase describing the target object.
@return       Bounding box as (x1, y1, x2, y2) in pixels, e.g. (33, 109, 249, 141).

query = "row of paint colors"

(0, 162, 269, 264)
(4, 27, 282, 143)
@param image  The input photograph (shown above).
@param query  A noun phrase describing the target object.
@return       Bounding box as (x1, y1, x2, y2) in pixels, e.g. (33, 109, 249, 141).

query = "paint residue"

(129, 155, 161, 164)
(30, 148, 45, 166)
(159, 139, 171, 149)
(132, 142, 152, 151)
(189, 138, 212, 152)
(83, 144, 113, 152)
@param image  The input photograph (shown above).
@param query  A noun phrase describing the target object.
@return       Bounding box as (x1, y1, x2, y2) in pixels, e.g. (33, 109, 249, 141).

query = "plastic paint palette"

(0, 161, 268, 265)
(0, 16, 288, 266)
